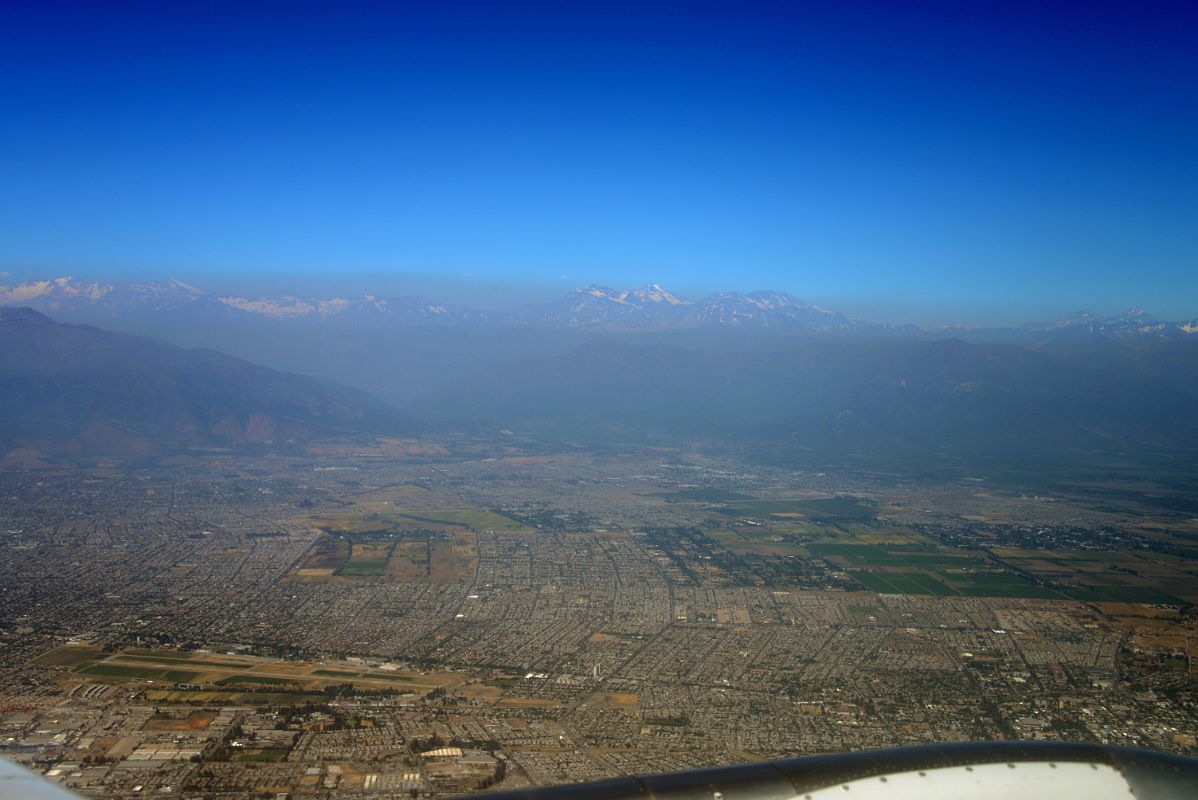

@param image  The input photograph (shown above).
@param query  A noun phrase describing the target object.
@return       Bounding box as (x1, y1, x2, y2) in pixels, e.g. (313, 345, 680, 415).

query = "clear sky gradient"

(1, 1, 1195, 322)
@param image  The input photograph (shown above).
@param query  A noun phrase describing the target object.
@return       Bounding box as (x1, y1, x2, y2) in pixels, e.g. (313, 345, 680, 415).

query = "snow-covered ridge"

(1, 275, 1195, 338)
(574, 283, 691, 307)
(216, 295, 353, 318)
(632, 283, 690, 306)
(0, 276, 111, 304)
(1025, 308, 1198, 339)
(537, 284, 877, 332)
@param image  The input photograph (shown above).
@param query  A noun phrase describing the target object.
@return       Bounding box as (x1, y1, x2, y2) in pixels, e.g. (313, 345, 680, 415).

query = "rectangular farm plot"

(820, 543, 1062, 598)
(79, 663, 200, 682)
(338, 542, 394, 576)
(294, 526, 477, 583)
(732, 496, 877, 522)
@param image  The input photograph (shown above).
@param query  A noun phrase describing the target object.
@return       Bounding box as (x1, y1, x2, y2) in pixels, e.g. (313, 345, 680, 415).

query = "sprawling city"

(2, 433, 1195, 797)
(4, 2, 1198, 798)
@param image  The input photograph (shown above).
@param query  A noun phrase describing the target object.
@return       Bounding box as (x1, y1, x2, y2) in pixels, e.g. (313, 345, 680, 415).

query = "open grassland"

(430, 535, 475, 580)
(305, 507, 530, 535)
(121, 651, 247, 668)
(709, 520, 932, 559)
(142, 689, 319, 704)
(146, 712, 215, 731)
(391, 508, 533, 533)
(387, 539, 430, 579)
(709, 530, 798, 558)
(496, 697, 559, 707)
(809, 542, 987, 568)
(300, 535, 350, 569)
(33, 644, 103, 667)
(62, 648, 464, 700)
(217, 675, 300, 686)
(339, 541, 394, 576)
(303, 511, 404, 534)
(728, 496, 877, 522)
(585, 692, 640, 708)
(1067, 585, 1186, 604)
(848, 569, 1061, 598)
(654, 491, 877, 524)
(79, 663, 201, 682)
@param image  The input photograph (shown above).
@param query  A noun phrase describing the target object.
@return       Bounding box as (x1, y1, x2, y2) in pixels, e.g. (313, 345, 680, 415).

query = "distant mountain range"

(410, 336, 1198, 463)
(0, 307, 412, 457)
(4, 275, 1196, 340)
(1019, 307, 1198, 340)
(0, 276, 491, 327)
(5, 276, 1198, 468)
(535, 284, 908, 334)
(2, 300, 1197, 466)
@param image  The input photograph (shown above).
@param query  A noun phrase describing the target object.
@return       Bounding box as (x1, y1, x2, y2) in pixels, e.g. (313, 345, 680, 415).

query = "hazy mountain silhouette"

(0, 308, 413, 457)
(6, 277, 1198, 413)
(4, 295, 1198, 468)
(409, 337, 1198, 463)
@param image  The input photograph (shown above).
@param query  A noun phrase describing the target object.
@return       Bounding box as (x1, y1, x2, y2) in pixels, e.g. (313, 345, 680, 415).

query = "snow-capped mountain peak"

(0, 276, 113, 305)
(1030, 307, 1197, 339)
(632, 283, 691, 306)
(692, 290, 864, 332)
(2, 274, 1194, 339)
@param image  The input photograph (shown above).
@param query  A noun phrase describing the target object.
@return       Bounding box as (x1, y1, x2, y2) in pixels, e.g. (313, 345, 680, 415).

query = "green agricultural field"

(337, 542, 393, 576)
(68, 648, 462, 700)
(731, 497, 876, 522)
(809, 543, 988, 569)
(305, 511, 406, 534)
(846, 605, 880, 615)
(78, 663, 161, 679)
(124, 648, 197, 660)
(1066, 585, 1184, 604)
(943, 572, 1062, 599)
(78, 664, 198, 682)
(119, 653, 247, 669)
(835, 526, 931, 545)
(395, 508, 532, 533)
(850, 571, 955, 595)
(233, 748, 289, 763)
(794, 497, 878, 520)
(849, 567, 1060, 599)
(217, 675, 299, 686)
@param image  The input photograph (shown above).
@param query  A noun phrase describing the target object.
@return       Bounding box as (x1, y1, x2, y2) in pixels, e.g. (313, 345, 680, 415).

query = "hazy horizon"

(3, 2, 1196, 325)
(2, 266, 1195, 328)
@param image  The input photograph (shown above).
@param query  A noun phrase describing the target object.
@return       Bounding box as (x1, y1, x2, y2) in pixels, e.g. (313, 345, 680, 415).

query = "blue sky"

(1, 1, 1195, 323)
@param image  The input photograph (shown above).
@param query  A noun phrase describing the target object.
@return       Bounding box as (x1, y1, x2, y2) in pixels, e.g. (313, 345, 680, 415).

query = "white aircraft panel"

(800, 761, 1130, 800)
(0, 758, 83, 800)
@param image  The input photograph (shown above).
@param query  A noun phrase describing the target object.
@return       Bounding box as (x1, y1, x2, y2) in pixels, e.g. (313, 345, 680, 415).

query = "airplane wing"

(468, 741, 1198, 800)
(0, 757, 86, 800)
(5, 741, 1197, 799)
